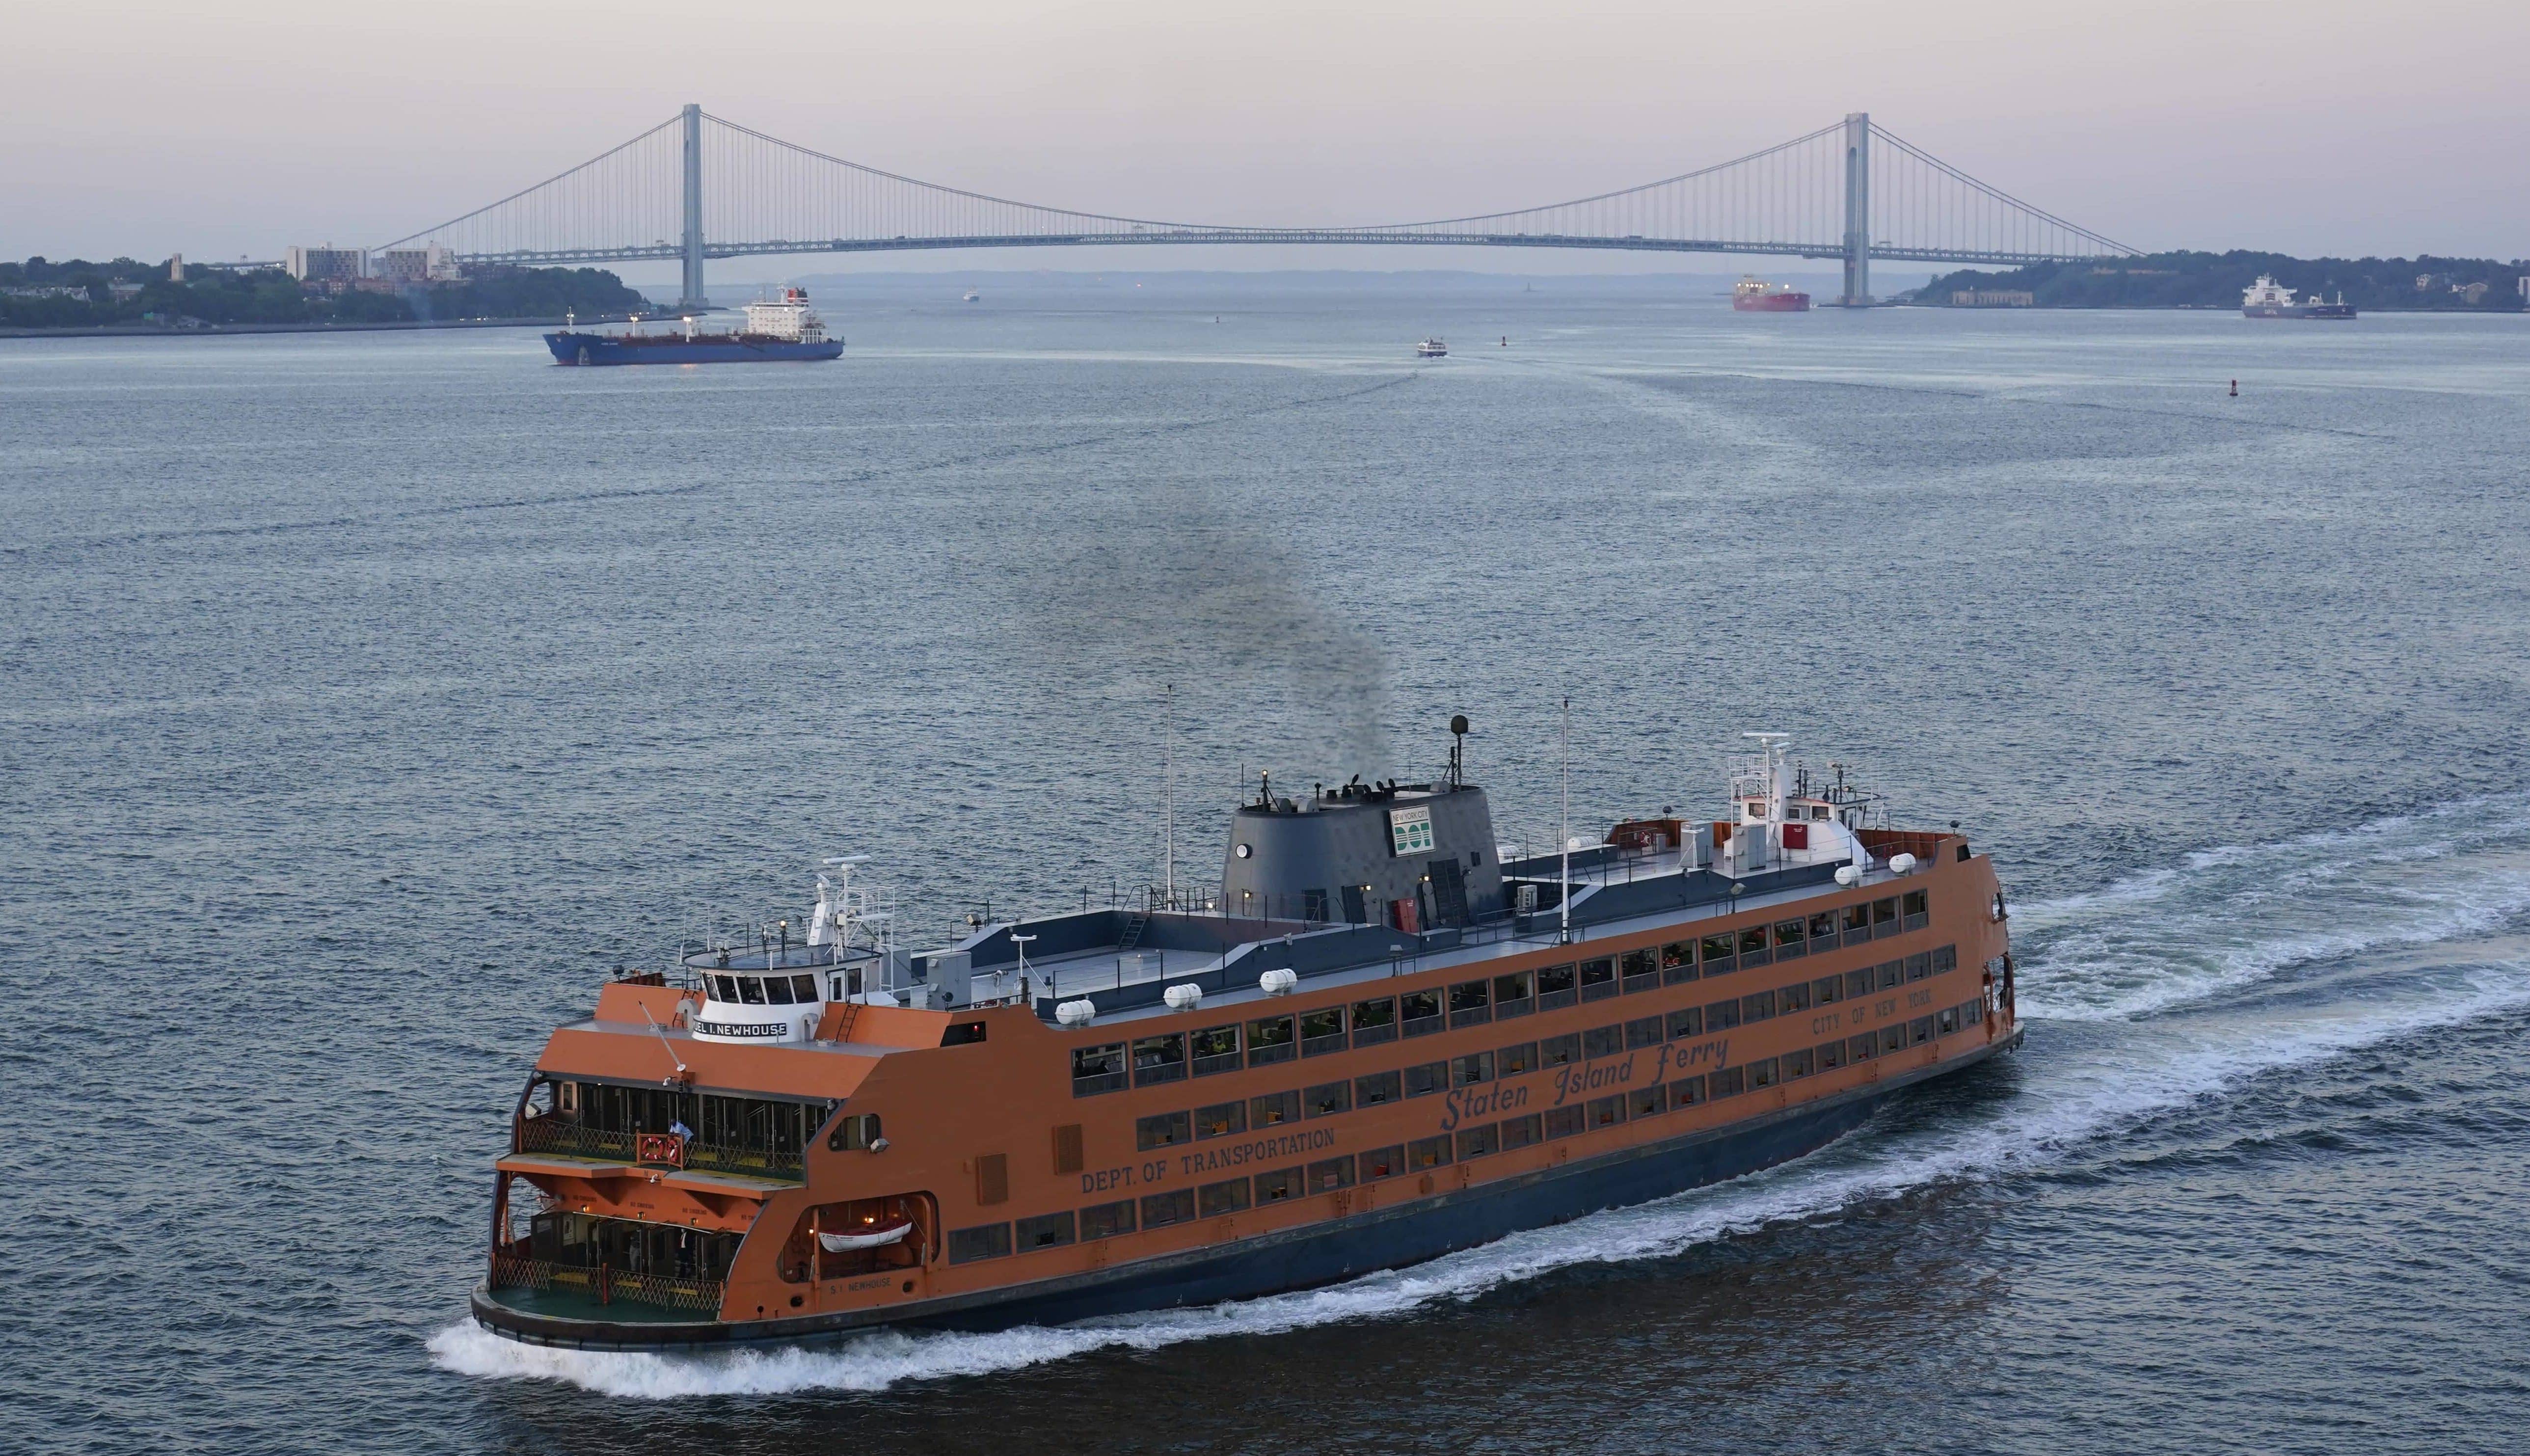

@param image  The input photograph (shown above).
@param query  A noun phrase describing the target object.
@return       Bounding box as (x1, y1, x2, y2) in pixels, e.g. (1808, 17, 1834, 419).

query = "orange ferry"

(472, 726, 2020, 1348)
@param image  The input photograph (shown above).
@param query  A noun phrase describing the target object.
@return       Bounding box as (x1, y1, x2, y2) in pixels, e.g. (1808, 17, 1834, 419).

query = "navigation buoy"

(2229, 378, 2238, 396)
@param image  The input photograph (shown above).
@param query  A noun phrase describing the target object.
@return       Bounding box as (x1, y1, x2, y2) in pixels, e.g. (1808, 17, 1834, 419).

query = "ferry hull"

(2242, 304, 2356, 320)
(1734, 293, 1811, 312)
(544, 331, 845, 365)
(470, 1026, 2019, 1350)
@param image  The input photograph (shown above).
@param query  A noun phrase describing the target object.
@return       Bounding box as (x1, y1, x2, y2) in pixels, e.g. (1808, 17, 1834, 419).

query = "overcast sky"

(16, 0, 2528, 269)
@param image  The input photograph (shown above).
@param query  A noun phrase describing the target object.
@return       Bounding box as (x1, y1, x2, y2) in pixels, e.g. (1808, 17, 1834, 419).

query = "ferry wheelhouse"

(473, 725, 2019, 1348)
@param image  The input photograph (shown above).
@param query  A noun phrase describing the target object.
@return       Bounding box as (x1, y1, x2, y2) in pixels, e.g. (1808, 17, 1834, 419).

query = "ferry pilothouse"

(472, 723, 2020, 1348)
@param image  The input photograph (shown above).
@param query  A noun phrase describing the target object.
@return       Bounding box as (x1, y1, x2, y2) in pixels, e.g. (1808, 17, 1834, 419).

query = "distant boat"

(963, 289, 980, 302)
(1416, 338, 1448, 358)
(544, 289, 843, 365)
(2241, 275, 2353, 320)
(1733, 275, 1811, 312)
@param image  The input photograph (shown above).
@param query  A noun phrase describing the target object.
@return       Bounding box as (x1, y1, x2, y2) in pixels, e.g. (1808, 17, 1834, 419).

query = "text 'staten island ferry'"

(471, 723, 2020, 1348)
(543, 288, 845, 365)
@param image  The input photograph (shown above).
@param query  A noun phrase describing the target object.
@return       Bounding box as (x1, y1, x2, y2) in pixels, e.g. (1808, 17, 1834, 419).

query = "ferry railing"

(490, 1253, 725, 1314)
(515, 1116, 804, 1182)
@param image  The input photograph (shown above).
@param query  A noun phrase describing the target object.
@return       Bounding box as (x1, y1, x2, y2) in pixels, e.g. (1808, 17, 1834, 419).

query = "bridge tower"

(678, 103, 707, 311)
(1839, 111, 1871, 307)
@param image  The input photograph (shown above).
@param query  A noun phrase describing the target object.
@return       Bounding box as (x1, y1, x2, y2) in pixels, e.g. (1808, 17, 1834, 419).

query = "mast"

(1559, 696, 1571, 945)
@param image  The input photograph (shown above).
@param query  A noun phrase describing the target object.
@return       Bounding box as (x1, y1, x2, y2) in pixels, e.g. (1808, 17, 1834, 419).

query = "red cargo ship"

(1733, 276, 1811, 312)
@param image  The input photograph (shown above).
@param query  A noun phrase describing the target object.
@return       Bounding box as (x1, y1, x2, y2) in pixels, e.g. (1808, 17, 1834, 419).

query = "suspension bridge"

(377, 106, 2137, 311)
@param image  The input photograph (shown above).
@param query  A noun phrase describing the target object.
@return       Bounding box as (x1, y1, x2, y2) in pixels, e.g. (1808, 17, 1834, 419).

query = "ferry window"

(1704, 998, 1741, 1031)
(1497, 1041, 1538, 1077)
(1628, 1085, 1666, 1118)
(948, 1224, 1011, 1264)
(1709, 1067, 1747, 1099)
(1016, 1212, 1077, 1250)
(1903, 889, 1929, 924)
(1846, 970, 1872, 999)
(1071, 1043, 1128, 1097)
(1136, 1111, 1191, 1151)
(1452, 1051, 1495, 1087)
(1141, 1189, 1195, 1229)
(1545, 1106, 1586, 1139)
(1621, 949, 1659, 989)
(1300, 1007, 1347, 1055)
(1809, 911, 1838, 943)
(1052, 1123, 1083, 1174)
(1784, 1048, 1815, 1079)
(829, 1113, 882, 1152)
(1877, 960, 1904, 991)
(739, 977, 767, 1005)
(1813, 974, 1842, 1005)
(1580, 957, 1618, 1002)
(1502, 1114, 1542, 1150)
(1539, 1033, 1582, 1068)
(1879, 1025, 1905, 1055)
(1744, 990, 1776, 1022)
(1700, 934, 1736, 972)
(1404, 1062, 1448, 1097)
(1624, 1016, 1664, 1051)
(1355, 1070, 1402, 1106)
(1537, 963, 1579, 1009)
(1250, 1090, 1300, 1127)
(1667, 1007, 1703, 1040)
(792, 973, 819, 1001)
(1079, 1200, 1135, 1240)
(942, 1020, 988, 1047)
(1934, 944, 1958, 973)
(712, 974, 739, 1001)
(1587, 1095, 1625, 1129)
(1670, 1075, 1705, 1107)
(1748, 1058, 1779, 1088)
(1842, 905, 1871, 944)
(1308, 1157, 1356, 1192)
(1255, 1167, 1301, 1203)
(1191, 1025, 1241, 1077)
(1247, 1015, 1296, 1066)
(1449, 979, 1492, 1028)
(1305, 1080, 1352, 1117)
(764, 975, 796, 1006)
(1775, 919, 1807, 955)
(1407, 1135, 1453, 1170)
(1583, 1025, 1622, 1059)
(1780, 980, 1811, 1014)
(1358, 1144, 1405, 1181)
(1401, 990, 1444, 1036)
(1351, 997, 1399, 1047)
(1849, 1033, 1877, 1063)
(1194, 1100, 1247, 1138)
(1872, 897, 1898, 933)
(1938, 1008, 1959, 1035)
(1455, 1124, 1499, 1160)
(1133, 1033, 1187, 1085)
(1911, 1016, 1935, 1045)
(1662, 940, 1694, 974)
(1737, 926, 1769, 956)
(1906, 952, 1931, 981)
(1493, 971, 1534, 1018)
(1199, 1179, 1251, 1217)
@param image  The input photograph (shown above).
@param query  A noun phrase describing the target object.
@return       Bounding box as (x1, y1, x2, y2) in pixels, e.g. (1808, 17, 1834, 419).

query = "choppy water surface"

(6, 279, 2530, 1454)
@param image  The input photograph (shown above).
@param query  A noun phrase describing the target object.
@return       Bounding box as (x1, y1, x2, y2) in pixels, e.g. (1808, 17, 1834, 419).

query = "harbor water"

(5, 278, 2529, 1453)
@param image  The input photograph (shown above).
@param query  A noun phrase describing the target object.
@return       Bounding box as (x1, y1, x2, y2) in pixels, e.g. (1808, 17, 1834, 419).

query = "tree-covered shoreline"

(0, 257, 654, 329)
(1910, 250, 2527, 310)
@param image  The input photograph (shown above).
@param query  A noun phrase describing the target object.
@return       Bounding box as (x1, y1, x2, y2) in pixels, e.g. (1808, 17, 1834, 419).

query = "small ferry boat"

(1733, 276, 1811, 312)
(2241, 275, 2355, 320)
(1416, 338, 1448, 358)
(963, 289, 981, 303)
(543, 289, 845, 365)
(471, 724, 2019, 1349)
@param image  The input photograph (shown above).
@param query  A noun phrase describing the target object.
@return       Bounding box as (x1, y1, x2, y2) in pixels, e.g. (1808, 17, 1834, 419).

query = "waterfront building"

(285, 244, 367, 283)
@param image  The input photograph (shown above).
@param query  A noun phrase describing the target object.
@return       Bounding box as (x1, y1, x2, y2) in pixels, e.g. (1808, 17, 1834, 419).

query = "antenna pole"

(1163, 683, 1175, 909)
(1559, 697, 1571, 945)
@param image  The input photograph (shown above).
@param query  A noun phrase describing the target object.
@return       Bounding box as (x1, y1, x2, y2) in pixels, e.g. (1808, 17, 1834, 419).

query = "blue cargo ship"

(544, 288, 845, 365)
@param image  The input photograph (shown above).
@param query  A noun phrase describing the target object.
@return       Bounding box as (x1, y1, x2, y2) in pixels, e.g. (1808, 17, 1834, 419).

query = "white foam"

(2014, 793, 2530, 1020)
(430, 941, 2530, 1399)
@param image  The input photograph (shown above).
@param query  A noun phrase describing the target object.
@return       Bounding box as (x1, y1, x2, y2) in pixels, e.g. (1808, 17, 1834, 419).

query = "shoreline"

(0, 312, 649, 342)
